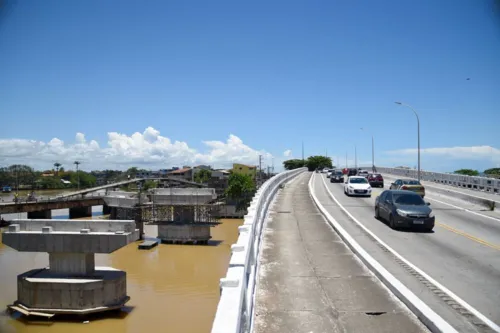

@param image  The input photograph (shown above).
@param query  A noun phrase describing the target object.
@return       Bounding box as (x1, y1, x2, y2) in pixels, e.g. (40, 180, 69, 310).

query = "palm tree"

(54, 162, 61, 175)
(74, 161, 81, 190)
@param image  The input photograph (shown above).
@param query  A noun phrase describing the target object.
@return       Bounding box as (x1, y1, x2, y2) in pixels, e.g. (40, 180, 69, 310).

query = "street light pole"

(395, 102, 421, 181)
(355, 145, 357, 169)
(360, 128, 375, 172)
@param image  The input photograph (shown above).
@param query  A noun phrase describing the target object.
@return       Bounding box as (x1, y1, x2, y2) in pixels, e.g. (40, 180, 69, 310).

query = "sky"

(1, 0, 499, 172)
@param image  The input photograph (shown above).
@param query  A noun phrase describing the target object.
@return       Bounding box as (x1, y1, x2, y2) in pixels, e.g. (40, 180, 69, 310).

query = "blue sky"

(1, 0, 499, 172)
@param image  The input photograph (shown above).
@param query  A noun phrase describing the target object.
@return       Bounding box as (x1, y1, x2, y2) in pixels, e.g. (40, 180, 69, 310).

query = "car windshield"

(394, 194, 425, 205)
(335, 171, 343, 175)
(349, 178, 368, 184)
(403, 180, 421, 185)
(370, 174, 381, 177)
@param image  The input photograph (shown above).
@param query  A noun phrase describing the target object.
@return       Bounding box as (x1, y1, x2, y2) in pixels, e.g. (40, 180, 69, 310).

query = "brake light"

(401, 186, 408, 190)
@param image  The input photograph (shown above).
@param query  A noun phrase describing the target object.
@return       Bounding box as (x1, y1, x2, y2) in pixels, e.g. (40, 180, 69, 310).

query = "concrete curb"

(308, 173, 459, 333)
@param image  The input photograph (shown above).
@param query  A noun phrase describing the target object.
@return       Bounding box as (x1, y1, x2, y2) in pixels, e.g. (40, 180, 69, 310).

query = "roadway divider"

(211, 167, 307, 333)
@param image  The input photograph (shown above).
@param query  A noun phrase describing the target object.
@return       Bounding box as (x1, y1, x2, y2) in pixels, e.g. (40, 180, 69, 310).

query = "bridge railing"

(211, 167, 307, 333)
(376, 167, 500, 194)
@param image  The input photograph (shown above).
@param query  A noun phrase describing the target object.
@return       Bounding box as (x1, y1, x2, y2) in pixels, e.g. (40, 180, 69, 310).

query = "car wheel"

(375, 206, 380, 219)
(425, 227, 433, 232)
(389, 214, 396, 229)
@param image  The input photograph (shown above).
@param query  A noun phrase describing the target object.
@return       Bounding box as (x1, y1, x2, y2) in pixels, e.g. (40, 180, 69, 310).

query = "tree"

(54, 162, 62, 175)
(283, 159, 305, 170)
(484, 168, 500, 176)
(225, 173, 256, 212)
(143, 180, 157, 191)
(454, 169, 479, 176)
(194, 169, 212, 183)
(305, 156, 333, 171)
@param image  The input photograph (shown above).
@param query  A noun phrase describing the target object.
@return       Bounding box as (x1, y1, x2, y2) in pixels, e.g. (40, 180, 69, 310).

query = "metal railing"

(376, 167, 500, 194)
(211, 167, 306, 333)
(0, 192, 104, 205)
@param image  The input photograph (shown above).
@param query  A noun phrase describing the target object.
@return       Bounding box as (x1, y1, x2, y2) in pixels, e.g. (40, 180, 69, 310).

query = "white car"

(326, 169, 334, 178)
(344, 176, 372, 197)
(322, 168, 329, 173)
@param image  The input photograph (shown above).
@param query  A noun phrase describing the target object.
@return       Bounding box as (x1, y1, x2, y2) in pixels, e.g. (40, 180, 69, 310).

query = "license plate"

(413, 220, 424, 224)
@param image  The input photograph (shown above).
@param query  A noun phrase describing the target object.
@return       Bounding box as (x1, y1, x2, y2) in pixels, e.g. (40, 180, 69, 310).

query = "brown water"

(0, 219, 242, 333)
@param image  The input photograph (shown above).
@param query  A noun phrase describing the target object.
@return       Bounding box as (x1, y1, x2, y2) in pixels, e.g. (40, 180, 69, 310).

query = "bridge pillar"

(109, 207, 117, 219)
(69, 206, 92, 219)
(102, 204, 112, 215)
(135, 207, 144, 240)
(27, 210, 52, 219)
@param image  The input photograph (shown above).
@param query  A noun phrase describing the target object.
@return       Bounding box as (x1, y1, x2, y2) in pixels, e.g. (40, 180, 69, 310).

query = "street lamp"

(360, 128, 375, 172)
(395, 102, 421, 181)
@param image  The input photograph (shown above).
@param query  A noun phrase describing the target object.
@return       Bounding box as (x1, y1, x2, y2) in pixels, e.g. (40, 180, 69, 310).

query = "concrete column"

(109, 207, 117, 219)
(49, 253, 95, 275)
(173, 206, 195, 223)
(102, 204, 112, 215)
(27, 210, 52, 219)
(69, 206, 92, 219)
(134, 207, 144, 240)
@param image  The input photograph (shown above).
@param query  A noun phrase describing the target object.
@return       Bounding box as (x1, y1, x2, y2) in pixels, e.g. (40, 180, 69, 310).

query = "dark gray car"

(374, 190, 434, 231)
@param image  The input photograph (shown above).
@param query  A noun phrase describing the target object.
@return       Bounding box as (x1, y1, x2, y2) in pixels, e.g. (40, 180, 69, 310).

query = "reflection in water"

(0, 219, 242, 333)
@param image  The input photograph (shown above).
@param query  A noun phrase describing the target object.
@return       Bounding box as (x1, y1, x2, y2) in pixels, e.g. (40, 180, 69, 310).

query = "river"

(0, 219, 242, 333)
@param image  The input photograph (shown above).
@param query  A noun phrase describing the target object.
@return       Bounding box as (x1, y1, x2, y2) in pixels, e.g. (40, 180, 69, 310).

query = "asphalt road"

(312, 173, 500, 333)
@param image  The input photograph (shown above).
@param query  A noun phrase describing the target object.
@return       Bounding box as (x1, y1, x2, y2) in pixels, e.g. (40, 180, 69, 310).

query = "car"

(347, 168, 357, 176)
(326, 169, 333, 178)
(344, 176, 372, 197)
(389, 179, 425, 197)
(375, 190, 434, 231)
(330, 170, 344, 183)
(358, 170, 369, 178)
(367, 173, 384, 188)
(322, 168, 329, 173)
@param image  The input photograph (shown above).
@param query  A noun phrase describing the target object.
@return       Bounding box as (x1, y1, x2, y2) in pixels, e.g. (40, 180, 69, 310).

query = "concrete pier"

(103, 204, 112, 215)
(2, 219, 139, 316)
(27, 209, 52, 219)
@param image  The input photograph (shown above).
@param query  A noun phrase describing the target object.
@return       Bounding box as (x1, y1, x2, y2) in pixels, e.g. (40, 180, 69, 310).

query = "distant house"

(232, 163, 257, 179)
(167, 167, 193, 181)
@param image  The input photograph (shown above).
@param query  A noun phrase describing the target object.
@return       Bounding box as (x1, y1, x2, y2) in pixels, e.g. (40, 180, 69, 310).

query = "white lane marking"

(309, 174, 458, 333)
(319, 174, 500, 332)
(377, 179, 500, 223)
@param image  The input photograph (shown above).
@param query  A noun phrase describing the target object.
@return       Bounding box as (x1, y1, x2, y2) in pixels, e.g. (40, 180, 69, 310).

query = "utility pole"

(258, 155, 263, 184)
(272, 157, 275, 175)
(354, 146, 357, 169)
(302, 141, 304, 163)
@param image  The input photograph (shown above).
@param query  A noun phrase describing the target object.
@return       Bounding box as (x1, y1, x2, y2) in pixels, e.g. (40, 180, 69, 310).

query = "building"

(232, 163, 257, 179)
(167, 167, 193, 181)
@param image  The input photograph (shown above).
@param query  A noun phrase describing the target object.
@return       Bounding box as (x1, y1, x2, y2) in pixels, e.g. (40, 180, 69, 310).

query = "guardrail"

(211, 167, 307, 333)
(376, 167, 500, 194)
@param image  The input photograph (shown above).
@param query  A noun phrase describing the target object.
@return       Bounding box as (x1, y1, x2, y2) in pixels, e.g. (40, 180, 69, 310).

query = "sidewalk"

(253, 172, 427, 333)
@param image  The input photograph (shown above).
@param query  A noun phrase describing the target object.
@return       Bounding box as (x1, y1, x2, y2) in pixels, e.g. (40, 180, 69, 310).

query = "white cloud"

(0, 127, 272, 170)
(283, 149, 292, 157)
(385, 145, 500, 161)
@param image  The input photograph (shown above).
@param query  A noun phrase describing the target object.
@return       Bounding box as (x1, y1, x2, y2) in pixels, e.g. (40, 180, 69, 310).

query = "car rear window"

(403, 180, 421, 185)
(394, 193, 425, 205)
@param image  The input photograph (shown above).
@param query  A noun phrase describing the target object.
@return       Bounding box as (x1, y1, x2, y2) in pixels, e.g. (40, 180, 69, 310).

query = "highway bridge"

(212, 168, 500, 333)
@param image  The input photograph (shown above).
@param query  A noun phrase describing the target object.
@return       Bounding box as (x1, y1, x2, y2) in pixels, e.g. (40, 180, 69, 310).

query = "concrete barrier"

(211, 168, 307, 333)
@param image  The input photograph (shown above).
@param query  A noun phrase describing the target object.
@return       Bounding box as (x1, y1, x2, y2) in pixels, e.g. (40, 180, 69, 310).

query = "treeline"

(283, 156, 333, 171)
(0, 164, 98, 189)
(454, 168, 500, 177)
